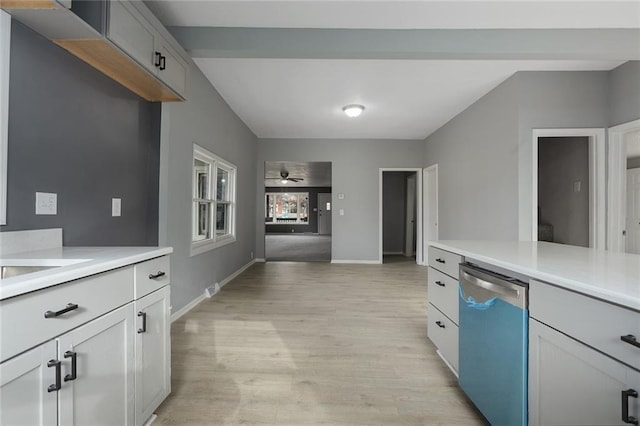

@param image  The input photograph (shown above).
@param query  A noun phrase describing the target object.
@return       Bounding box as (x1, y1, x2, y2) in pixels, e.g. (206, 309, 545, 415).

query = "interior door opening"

(380, 169, 421, 264)
(264, 161, 332, 262)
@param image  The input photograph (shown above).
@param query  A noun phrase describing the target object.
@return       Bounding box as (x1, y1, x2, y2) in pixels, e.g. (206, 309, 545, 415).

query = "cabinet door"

(58, 304, 135, 426)
(156, 38, 187, 97)
(0, 340, 57, 426)
(529, 319, 640, 426)
(134, 286, 171, 426)
(107, 0, 157, 73)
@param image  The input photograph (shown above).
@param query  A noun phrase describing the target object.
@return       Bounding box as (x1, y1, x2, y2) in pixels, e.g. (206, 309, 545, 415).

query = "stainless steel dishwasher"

(458, 263, 529, 426)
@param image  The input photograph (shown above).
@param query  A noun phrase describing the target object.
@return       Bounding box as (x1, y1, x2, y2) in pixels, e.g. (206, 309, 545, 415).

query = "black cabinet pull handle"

(622, 389, 638, 425)
(621, 335, 640, 349)
(435, 281, 446, 287)
(435, 321, 445, 329)
(44, 303, 78, 318)
(435, 258, 446, 264)
(138, 311, 147, 334)
(64, 351, 77, 382)
(154, 51, 162, 67)
(47, 359, 61, 392)
(148, 271, 165, 279)
(159, 55, 166, 71)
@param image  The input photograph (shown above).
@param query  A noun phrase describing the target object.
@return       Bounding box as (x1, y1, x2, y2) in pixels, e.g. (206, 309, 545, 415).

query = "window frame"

(265, 192, 310, 225)
(191, 144, 236, 256)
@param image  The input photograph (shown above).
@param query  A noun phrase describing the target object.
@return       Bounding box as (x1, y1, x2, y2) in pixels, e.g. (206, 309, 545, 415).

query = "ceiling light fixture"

(343, 104, 365, 118)
(281, 178, 288, 184)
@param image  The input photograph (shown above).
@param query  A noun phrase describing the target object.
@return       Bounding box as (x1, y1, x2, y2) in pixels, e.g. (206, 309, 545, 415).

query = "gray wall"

(159, 60, 258, 313)
(256, 139, 425, 262)
(424, 71, 611, 242)
(1, 21, 160, 246)
(538, 137, 590, 247)
(609, 61, 640, 127)
(515, 71, 609, 240)
(629, 158, 640, 169)
(382, 172, 406, 253)
(264, 186, 331, 234)
(424, 76, 520, 240)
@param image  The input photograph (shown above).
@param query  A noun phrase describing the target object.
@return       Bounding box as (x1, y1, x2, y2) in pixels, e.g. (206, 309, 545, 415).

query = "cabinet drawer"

(428, 246, 462, 278)
(134, 256, 170, 299)
(530, 280, 640, 370)
(0, 267, 134, 362)
(428, 267, 459, 325)
(428, 303, 459, 373)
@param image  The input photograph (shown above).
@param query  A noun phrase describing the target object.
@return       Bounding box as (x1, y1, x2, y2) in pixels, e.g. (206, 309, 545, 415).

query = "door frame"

(378, 168, 423, 265)
(531, 128, 605, 249)
(607, 118, 640, 252)
(422, 164, 438, 265)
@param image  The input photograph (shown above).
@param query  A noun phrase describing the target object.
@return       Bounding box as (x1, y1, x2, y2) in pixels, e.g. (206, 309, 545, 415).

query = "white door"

(0, 340, 57, 426)
(58, 304, 135, 426)
(626, 168, 640, 254)
(423, 165, 438, 263)
(135, 287, 171, 426)
(404, 173, 417, 257)
(317, 193, 332, 235)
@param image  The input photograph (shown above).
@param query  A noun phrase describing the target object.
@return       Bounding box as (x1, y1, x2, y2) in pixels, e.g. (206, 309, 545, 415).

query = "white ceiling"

(147, 1, 639, 140)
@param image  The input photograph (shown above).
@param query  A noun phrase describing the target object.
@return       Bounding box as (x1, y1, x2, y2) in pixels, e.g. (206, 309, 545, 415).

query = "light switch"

(338, 193, 345, 200)
(112, 198, 121, 217)
(339, 209, 345, 216)
(573, 181, 581, 193)
(35, 192, 57, 215)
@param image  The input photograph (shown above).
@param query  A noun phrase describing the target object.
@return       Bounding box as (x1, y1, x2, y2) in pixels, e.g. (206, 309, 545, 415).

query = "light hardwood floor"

(155, 258, 486, 425)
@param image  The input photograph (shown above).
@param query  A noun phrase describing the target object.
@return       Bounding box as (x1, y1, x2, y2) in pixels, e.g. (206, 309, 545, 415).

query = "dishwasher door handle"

(460, 270, 521, 298)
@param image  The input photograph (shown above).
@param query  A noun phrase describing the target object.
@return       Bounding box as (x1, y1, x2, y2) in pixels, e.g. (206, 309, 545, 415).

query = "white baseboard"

(171, 258, 258, 323)
(254, 258, 266, 263)
(331, 259, 382, 265)
(170, 293, 206, 323)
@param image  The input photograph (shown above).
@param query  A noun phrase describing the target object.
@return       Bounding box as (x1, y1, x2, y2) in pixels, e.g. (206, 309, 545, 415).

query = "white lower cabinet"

(0, 255, 172, 426)
(58, 304, 135, 426)
(0, 340, 57, 426)
(529, 319, 640, 426)
(134, 286, 171, 426)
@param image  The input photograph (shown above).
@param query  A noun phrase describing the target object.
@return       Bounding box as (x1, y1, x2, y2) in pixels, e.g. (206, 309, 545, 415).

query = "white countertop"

(429, 241, 640, 311)
(0, 246, 173, 300)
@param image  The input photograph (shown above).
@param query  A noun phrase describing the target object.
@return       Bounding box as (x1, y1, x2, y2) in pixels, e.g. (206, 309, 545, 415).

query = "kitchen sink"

(1, 265, 57, 279)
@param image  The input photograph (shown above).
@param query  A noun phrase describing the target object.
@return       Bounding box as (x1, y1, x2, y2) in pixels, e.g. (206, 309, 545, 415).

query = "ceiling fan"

(267, 171, 304, 183)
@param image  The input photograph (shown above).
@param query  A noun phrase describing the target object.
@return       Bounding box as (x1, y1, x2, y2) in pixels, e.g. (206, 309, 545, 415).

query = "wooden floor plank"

(156, 258, 486, 425)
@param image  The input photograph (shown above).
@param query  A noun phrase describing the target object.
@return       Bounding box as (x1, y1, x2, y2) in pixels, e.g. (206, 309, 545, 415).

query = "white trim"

(170, 293, 206, 323)
(0, 12, 10, 226)
(531, 128, 605, 249)
(422, 164, 439, 266)
(331, 259, 381, 264)
(608, 119, 640, 252)
(378, 168, 423, 265)
(254, 258, 266, 263)
(171, 259, 258, 322)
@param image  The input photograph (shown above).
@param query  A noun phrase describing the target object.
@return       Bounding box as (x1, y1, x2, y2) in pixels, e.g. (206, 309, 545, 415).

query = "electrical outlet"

(112, 198, 122, 217)
(35, 192, 57, 215)
(339, 209, 345, 216)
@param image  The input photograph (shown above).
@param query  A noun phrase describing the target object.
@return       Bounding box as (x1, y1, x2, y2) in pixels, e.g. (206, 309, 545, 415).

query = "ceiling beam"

(168, 27, 640, 60)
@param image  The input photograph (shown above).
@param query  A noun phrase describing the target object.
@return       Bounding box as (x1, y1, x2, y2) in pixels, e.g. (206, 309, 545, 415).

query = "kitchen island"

(427, 241, 640, 426)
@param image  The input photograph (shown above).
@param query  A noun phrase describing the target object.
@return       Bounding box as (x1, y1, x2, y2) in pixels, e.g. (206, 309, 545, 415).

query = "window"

(265, 192, 309, 224)
(0, 11, 9, 225)
(192, 144, 236, 255)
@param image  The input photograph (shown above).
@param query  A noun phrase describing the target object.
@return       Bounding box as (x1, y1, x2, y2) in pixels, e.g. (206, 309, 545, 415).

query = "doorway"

(379, 169, 422, 264)
(264, 161, 332, 261)
(531, 129, 605, 249)
(608, 119, 640, 253)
